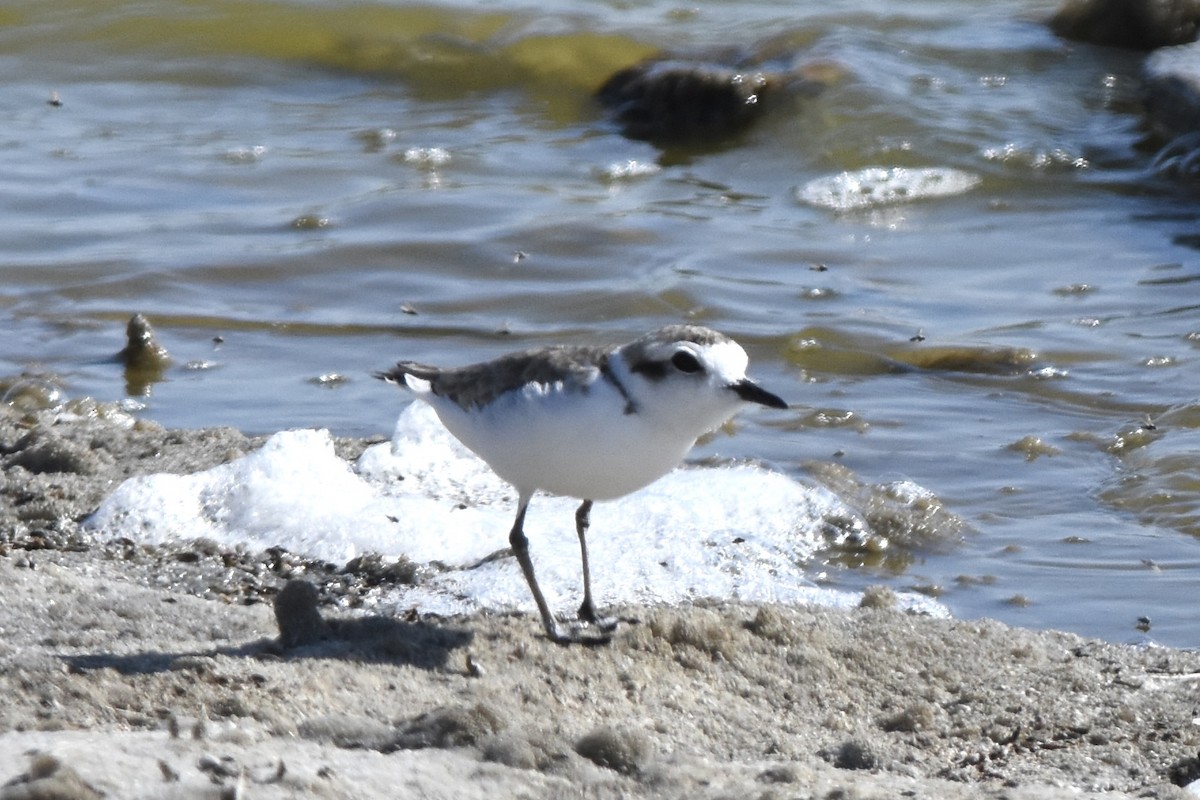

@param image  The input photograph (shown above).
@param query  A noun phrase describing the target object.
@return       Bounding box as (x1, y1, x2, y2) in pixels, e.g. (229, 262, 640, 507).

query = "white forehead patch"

(704, 339, 750, 381)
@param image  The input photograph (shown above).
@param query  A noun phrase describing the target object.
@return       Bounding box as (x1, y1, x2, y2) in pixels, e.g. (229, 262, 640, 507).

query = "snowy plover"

(376, 324, 787, 644)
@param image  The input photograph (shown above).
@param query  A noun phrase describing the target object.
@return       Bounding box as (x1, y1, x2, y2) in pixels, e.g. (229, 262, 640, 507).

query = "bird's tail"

(373, 361, 439, 393)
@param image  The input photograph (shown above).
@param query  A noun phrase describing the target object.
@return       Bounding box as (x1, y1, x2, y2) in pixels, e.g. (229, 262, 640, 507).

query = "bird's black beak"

(731, 379, 787, 409)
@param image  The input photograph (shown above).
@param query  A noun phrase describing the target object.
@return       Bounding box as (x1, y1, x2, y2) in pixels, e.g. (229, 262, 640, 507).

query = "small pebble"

(274, 579, 330, 648)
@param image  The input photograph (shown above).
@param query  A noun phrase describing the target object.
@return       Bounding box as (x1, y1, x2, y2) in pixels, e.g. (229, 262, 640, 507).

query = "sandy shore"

(2, 399, 1200, 799)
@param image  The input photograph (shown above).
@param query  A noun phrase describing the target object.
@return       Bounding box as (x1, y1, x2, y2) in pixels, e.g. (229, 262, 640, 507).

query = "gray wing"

(376, 345, 612, 411)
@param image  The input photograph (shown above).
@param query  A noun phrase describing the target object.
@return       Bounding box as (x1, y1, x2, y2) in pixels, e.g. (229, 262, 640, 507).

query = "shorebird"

(376, 324, 787, 644)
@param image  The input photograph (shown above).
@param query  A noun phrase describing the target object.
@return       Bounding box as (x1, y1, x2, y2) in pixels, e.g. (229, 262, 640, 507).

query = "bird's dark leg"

(575, 500, 597, 622)
(575, 500, 618, 633)
(509, 495, 560, 642)
(510, 494, 609, 645)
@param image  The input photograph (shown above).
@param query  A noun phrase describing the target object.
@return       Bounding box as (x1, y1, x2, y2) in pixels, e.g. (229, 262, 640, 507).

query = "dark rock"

(1143, 42, 1200, 177)
(597, 58, 777, 144)
(117, 314, 171, 396)
(827, 739, 879, 771)
(1145, 42, 1200, 136)
(1168, 750, 1200, 786)
(1050, 0, 1200, 50)
(574, 725, 652, 776)
(273, 579, 330, 648)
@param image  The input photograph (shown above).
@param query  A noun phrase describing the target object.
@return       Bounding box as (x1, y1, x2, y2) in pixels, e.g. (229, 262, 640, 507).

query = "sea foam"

(87, 403, 946, 617)
(797, 166, 980, 211)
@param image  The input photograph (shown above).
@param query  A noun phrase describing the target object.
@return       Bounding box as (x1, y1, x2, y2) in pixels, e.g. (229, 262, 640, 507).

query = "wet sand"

(2, 400, 1200, 799)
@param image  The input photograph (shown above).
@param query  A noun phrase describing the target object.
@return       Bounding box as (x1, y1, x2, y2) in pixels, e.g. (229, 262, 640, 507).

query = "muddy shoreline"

(2, 400, 1199, 799)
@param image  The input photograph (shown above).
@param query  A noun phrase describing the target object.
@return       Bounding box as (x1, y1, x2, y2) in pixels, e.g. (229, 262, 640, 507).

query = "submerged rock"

(1046, 1, 1200, 184)
(1144, 42, 1200, 176)
(1050, 0, 1200, 49)
(891, 343, 1039, 375)
(596, 46, 840, 146)
(597, 58, 778, 144)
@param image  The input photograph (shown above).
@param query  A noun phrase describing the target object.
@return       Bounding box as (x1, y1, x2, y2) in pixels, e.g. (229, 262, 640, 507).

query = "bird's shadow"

(62, 612, 474, 677)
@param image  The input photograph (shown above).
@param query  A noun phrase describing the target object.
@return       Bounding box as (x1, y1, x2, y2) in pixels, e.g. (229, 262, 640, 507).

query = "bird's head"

(617, 325, 786, 435)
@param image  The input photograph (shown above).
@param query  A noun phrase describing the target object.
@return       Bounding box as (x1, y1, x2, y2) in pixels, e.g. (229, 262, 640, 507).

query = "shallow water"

(3, 0, 1199, 646)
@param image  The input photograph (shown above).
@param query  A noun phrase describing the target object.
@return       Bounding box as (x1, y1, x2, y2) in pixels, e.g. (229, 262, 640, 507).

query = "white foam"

(595, 159, 662, 181)
(86, 403, 947, 618)
(403, 146, 450, 167)
(797, 166, 980, 211)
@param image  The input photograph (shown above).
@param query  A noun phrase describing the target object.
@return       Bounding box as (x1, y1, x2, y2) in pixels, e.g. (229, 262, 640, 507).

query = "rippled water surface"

(3, 0, 1199, 645)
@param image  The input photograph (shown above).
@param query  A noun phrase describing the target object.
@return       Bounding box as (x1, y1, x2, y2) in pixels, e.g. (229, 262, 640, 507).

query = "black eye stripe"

(629, 349, 707, 380)
(671, 351, 703, 373)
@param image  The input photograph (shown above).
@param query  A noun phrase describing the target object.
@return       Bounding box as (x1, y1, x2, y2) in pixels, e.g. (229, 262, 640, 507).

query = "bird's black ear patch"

(629, 358, 669, 380)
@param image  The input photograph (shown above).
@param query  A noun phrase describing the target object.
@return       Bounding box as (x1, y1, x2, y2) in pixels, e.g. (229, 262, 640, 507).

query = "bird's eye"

(671, 351, 703, 373)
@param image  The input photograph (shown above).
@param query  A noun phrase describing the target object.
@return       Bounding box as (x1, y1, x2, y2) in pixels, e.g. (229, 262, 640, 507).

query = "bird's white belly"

(429, 381, 694, 500)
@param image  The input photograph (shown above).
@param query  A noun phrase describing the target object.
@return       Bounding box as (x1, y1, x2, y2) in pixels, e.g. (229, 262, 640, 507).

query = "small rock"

(117, 314, 171, 396)
(858, 585, 897, 610)
(598, 58, 776, 143)
(118, 314, 171, 372)
(881, 702, 936, 733)
(385, 704, 503, 751)
(829, 739, 878, 771)
(480, 733, 550, 771)
(0, 753, 104, 800)
(297, 714, 395, 750)
(1168, 751, 1200, 786)
(273, 579, 330, 649)
(757, 764, 799, 784)
(574, 725, 652, 776)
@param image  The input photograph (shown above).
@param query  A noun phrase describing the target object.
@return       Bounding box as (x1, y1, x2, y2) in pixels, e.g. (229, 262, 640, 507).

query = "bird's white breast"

(423, 376, 696, 500)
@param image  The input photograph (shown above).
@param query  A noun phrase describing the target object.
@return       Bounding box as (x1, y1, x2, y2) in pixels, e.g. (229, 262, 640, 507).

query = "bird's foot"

(578, 600, 636, 634)
(581, 614, 621, 634)
(536, 604, 641, 645)
(546, 620, 614, 647)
